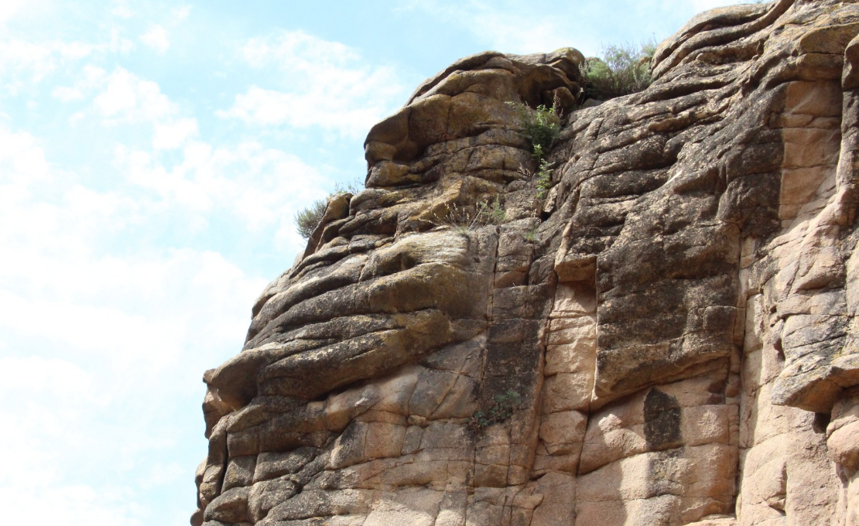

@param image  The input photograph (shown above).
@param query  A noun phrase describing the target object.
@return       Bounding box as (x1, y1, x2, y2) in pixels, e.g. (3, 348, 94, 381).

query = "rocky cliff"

(193, 1, 859, 524)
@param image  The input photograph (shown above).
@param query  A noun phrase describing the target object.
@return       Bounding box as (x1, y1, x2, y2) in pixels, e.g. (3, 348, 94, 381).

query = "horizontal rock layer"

(195, 1, 859, 524)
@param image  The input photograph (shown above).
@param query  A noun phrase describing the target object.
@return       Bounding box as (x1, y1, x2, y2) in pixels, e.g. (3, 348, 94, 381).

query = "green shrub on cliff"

(507, 102, 561, 160)
(295, 199, 328, 239)
(535, 158, 555, 199)
(294, 179, 364, 240)
(468, 389, 522, 432)
(583, 40, 657, 100)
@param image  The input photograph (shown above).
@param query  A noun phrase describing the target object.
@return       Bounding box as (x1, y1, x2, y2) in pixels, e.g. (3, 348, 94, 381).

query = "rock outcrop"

(193, 1, 859, 524)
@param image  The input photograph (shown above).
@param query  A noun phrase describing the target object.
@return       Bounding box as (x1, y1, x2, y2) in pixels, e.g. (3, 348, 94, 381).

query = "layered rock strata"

(194, 1, 859, 524)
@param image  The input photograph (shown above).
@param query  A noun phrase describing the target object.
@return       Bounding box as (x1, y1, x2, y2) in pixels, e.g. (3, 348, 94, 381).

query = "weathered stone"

(196, 3, 859, 525)
(204, 487, 250, 523)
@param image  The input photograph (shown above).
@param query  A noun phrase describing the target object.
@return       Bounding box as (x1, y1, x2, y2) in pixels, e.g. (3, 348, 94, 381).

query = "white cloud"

(0, 7, 364, 526)
(0, 32, 133, 90)
(0, 0, 27, 24)
(113, 137, 328, 245)
(221, 85, 387, 135)
(0, 119, 277, 525)
(140, 24, 170, 53)
(218, 30, 408, 138)
(95, 67, 174, 120)
(154, 117, 198, 150)
(0, 125, 52, 184)
(88, 67, 198, 150)
(0, 0, 50, 25)
(53, 67, 196, 151)
(0, 354, 160, 526)
(0, 485, 145, 526)
(172, 5, 192, 21)
(240, 30, 359, 67)
(0, 39, 90, 83)
(52, 85, 83, 101)
(110, 0, 135, 19)
(51, 65, 107, 101)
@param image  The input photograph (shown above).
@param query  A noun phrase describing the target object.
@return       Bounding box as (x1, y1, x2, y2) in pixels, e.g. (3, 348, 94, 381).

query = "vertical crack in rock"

(194, 2, 859, 524)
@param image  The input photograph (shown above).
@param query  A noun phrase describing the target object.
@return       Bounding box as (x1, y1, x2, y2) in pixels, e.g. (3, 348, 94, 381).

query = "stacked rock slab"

(194, 1, 859, 524)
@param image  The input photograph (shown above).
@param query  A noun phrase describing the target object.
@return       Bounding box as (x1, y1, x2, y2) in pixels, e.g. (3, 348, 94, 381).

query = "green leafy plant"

(535, 159, 555, 199)
(507, 102, 561, 160)
(507, 102, 559, 200)
(295, 199, 328, 239)
(468, 390, 522, 432)
(517, 157, 556, 201)
(582, 40, 657, 100)
(479, 196, 507, 225)
(523, 229, 538, 243)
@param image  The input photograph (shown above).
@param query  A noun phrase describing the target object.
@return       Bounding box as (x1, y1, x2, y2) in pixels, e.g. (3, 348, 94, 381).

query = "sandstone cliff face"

(193, 1, 859, 524)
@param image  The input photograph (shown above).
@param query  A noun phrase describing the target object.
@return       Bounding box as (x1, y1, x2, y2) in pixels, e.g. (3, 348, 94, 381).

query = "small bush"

(294, 179, 365, 240)
(468, 390, 522, 432)
(295, 199, 328, 239)
(507, 102, 561, 160)
(582, 40, 656, 100)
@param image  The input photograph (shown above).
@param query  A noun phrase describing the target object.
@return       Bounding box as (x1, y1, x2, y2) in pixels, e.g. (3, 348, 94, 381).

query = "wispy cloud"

(112, 137, 328, 244)
(0, 116, 273, 524)
(171, 5, 192, 21)
(109, 0, 135, 19)
(0, 34, 134, 91)
(217, 30, 408, 139)
(0, 0, 50, 25)
(66, 66, 198, 150)
(140, 24, 170, 53)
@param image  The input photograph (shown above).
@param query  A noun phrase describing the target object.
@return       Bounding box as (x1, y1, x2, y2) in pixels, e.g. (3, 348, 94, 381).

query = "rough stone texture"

(195, 1, 859, 524)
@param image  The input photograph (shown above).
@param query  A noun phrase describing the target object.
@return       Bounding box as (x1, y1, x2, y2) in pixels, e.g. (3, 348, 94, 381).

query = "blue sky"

(0, 0, 749, 523)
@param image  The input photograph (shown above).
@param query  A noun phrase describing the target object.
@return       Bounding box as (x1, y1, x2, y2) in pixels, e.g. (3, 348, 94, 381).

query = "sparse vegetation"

(333, 178, 363, 195)
(479, 196, 507, 225)
(535, 159, 555, 199)
(582, 40, 657, 100)
(294, 178, 364, 239)
(507, 101, 560, 202)
(295, 199, 328, 239)
(506, 102, 561, 160)
(516, 157, 556, 202)
(441, 195, 508, 233)
(468, 390, 522, 432)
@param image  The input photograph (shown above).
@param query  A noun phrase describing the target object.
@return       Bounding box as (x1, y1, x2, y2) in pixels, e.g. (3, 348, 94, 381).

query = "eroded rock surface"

(195, 1, 859, 524)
